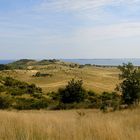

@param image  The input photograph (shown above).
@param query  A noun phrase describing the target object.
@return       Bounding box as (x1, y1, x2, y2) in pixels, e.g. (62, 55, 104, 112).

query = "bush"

(0, 64, 11, 71)
(14, 98, 48, 110)
(86, 91, 101, 108)
(59, 79, 86, 104)
(99, 92, 121, 111)
(3, 77, 42, 96)
(34, 72, 52, 77)
(116, 63, 140, 106)
(0, 96, 11, 109)
(56, 102, 88, 110)
(0, 85, 6, 92)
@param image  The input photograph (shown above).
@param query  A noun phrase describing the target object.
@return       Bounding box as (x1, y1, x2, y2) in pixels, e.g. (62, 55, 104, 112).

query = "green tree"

(59, 79, 86, 103)
(116, 63, 140, 106)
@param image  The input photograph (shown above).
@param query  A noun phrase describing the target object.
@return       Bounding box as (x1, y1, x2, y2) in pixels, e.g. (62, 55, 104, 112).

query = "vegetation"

(0, 61, 140, 139)
(37, 59, 59, 65)
(0, 61, 140, 111)
(33, 72, 52, 77)
(7, 59, 60, 69)
(0, 64, 11, 70)
(7, 59, 36, 69)
(58, 79, 86, 103)
(0, 59, 119, 93)
(116, 63, 140, 106)
(0, 77, 48, 109)
(0, 76, 120, 110)
(47, 79, 121, 111)
(0, 109, 140, 140)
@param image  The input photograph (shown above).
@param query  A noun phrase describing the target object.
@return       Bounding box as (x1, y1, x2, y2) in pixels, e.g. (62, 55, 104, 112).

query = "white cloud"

(33, 0, 140, 22)
(36, 0, 140, 12)
(47, 22, 140, 45)
(73, 22, 140, 41)
(1, 0, 140, 59)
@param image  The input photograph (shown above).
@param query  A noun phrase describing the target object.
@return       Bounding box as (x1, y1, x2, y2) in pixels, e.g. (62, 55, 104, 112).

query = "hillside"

(0, 76, 48, 109)
(0, 59, 120, 93)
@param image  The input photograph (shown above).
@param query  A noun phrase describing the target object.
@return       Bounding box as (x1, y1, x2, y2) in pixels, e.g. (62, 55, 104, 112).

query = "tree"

(59, 79, 86, 103)
(116, 63, 140, 106)
(0, 64, 10, 71)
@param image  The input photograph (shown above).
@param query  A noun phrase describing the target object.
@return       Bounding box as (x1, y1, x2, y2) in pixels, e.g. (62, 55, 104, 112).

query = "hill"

(0, 59, 120, 93)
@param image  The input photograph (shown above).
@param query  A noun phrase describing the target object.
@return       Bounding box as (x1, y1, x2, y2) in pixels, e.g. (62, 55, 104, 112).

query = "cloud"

(1, 0, 140, 59)
(36, 0, 140, 12)
(73, 22, 140, 41)
(33, 0, 140, 22)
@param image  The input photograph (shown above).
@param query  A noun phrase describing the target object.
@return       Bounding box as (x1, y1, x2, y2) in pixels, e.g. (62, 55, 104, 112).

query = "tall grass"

(0, 109, 140, 140)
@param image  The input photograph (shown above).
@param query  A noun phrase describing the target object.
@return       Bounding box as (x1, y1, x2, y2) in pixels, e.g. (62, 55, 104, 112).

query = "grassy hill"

(0, 59, 120, 94)
(0, 59, 139, 140)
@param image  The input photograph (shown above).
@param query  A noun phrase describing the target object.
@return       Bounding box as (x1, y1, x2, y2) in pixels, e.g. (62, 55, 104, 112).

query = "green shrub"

(0, 96, 11, 109)
(116, 63, 140, 106)
(59, 79, 86, 104)
(99, 92, 121, 111)
(34, 72, 52, 77)
(3, 77, 42, 96)
(56, 102, 88, 110)
(0, 85, 6, 92)
(0, 64, 11, 70)
(14, 98, 48, 110)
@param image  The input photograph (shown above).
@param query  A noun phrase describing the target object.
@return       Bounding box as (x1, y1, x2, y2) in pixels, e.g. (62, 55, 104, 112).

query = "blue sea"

(1, 59, 140, 66)
(62, 59, 140, 66)
(0, 60, 14, 64)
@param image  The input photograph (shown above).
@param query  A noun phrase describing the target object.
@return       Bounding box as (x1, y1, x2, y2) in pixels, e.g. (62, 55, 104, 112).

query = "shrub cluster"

(0, 77, 48, 110)
(14, 97, 48, 110)
(0, 64, 11, 70)
(33, 72, 52, 77)
(48, 79, 121, 111)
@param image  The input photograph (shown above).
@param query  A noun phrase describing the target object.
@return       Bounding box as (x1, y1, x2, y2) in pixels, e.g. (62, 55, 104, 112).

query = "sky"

(0, 0, 140, 59)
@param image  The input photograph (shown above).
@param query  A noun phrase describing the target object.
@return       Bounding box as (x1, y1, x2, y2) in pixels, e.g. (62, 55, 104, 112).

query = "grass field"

(0, 62, 139, 140)
(0, 65, 120, 94)
(0, 108, 140, 140)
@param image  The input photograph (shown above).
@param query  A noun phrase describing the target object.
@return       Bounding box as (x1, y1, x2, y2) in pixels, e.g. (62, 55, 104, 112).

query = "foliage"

(0, 85, 6, 92)
(99, 92, 121, 112)
(0, 96, 11, 109)
(3, 77, 42, 95)
(36, 59, 59, 65)
(14, 97, 48, 110)
(49, 79, 121, 110)
(34, 72, 52, 77)
(58, 79, 86, 104)
(0, 64, 11, 71)
(7, 59, 36, 69)
(116, 63, 140, 105)
(85, 91, 101, 108)
(0, 76, 48, 110)
(69, 64, 79, 68)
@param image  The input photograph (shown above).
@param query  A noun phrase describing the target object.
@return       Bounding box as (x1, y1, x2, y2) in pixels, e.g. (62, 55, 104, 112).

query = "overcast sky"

(0, 0, 140, 59)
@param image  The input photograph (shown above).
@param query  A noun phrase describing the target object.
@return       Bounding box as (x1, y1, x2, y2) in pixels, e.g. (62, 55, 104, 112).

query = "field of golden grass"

(0, 108, 140, 140)
(0, 65, 120, 94)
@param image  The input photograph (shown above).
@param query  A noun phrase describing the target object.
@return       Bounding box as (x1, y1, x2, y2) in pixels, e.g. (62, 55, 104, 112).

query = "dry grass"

(0, 66, 120, 93)
(0, 109, 140, 140)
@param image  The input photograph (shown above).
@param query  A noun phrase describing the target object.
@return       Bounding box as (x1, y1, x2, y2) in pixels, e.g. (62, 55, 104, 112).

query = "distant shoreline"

(1, 58, 140, 66)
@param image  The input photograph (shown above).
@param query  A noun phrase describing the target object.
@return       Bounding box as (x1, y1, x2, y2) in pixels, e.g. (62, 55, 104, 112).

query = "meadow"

(0, 61, 120, 94)
(0, 60, 139, 140)
(0, 108, 140, 140)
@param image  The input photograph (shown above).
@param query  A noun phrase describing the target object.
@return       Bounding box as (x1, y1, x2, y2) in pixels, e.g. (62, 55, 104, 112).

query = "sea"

(62, 59, 140, 66)
(1, 59, 140, 66)
(0, 60, 14, 64)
